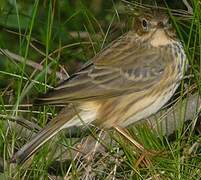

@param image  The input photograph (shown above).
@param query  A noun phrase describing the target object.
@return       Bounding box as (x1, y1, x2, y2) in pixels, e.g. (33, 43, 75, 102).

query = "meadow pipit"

(12, 9, 187, 164)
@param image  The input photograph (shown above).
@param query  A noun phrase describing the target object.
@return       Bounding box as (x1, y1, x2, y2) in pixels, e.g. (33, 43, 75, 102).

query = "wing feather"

(36, 33, 172, 104)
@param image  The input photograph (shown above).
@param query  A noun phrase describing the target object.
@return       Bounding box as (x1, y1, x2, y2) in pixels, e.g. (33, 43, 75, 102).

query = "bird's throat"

(150, 29, 172, 47)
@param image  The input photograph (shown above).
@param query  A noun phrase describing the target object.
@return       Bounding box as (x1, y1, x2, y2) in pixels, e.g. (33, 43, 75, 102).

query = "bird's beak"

(157, 21, 165, 29)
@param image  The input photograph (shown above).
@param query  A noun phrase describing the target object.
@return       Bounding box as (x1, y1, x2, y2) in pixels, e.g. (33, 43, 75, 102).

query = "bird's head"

(134, 9, 176, 37)
(133, 9, 177, 46)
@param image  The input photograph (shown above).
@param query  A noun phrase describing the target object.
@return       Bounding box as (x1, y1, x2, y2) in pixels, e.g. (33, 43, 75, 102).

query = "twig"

(0, 48, 67, 80)
(146, 93, 201, 136)
(69, 31, 101, 39)
(182, 0, 193, 14)
(121, 0, 191, 16)
(0, 114, 41, 131)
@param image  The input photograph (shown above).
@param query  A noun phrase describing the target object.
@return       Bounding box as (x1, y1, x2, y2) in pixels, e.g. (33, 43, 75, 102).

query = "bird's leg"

(113, 126, 156, 168)
(113, 126, 145, 152)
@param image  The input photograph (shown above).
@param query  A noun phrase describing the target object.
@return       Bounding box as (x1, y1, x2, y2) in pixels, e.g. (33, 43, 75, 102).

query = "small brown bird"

(12, 9, 187, 164)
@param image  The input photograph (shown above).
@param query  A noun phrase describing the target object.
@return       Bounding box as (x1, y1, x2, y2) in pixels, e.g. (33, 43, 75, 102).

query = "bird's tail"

(11, 105, 78, 164)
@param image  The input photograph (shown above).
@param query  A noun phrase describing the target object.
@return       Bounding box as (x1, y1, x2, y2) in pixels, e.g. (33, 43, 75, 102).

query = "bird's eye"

(141, 18, 149, 31)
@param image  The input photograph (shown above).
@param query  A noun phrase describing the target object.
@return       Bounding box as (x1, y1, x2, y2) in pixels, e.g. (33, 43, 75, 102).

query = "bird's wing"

(36, 33, 173, 104)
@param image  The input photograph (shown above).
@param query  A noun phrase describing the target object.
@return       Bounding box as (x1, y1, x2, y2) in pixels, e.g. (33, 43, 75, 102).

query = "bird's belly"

(121, 84, 179, 127)
(61, 109, 97, 130)
(62, 83, 179, 129)
(61, 101, 100, 130)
